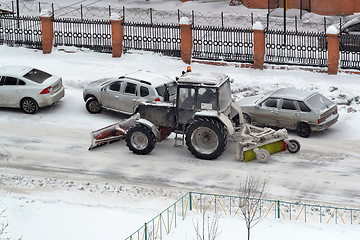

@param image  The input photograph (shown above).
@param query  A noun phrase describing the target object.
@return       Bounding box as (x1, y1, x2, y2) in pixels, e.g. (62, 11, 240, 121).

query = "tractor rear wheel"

(185, 118, 228, 160)
(125, 124, 157, 155)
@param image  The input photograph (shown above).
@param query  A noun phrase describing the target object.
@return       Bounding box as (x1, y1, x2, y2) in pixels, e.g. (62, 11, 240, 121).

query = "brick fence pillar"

(179, 17, 192, 65)
(110, 13, 124, 58)
(252, 21, 265, 70)
(326, 25, 340, 75)
(39, 10, 53, 54)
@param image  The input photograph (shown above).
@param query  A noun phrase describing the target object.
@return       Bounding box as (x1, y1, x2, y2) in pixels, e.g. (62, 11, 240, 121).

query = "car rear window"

(156, 81, 177, 97)
(306, 94, 333, 112)
(23, 68, 52, 83)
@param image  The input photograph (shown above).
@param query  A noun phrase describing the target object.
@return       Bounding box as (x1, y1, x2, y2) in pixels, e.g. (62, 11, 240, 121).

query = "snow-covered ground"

(0, 43, 360, 239)
(0, 1, 360, 239)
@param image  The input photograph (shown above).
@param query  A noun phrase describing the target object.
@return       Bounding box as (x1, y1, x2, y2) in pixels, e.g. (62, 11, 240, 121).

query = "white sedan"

(0, 66, 65, 114)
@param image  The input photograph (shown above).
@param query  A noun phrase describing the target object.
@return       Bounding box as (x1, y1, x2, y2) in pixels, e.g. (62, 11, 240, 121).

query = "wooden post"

(179, 17, 192, 65)
(326, 25, 340, 75)
(39, 10, 53, 54)
(252, 21, 265, 70)
(110, 13, 124, 58)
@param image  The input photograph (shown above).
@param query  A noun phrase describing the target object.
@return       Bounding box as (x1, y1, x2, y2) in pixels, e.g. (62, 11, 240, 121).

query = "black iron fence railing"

(0, 15, 42, 49)
(192, 26, 254, 63)
(340, 34, 360, 70)
(52, 17, 112, 53)
(265, 30, 328, 67)
(123, 22, 181, 58)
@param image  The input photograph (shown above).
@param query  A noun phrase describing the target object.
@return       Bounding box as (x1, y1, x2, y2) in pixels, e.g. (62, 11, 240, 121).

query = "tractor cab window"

(178, 87, 195, 109)
(198, 87, 217, 110)
(218, 80, 232, 111)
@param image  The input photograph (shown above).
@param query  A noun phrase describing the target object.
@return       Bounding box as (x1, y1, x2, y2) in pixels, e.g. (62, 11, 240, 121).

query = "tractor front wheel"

(185, 118, 228, 160)
(125, 124, 157, 155)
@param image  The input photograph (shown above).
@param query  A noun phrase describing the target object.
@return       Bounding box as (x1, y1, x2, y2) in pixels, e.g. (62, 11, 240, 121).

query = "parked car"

(339, 17, 360, 52)
(0, 65, 65, 114)
(237, 88, 339, 137)
(83, 71, 177, 115)
(319, 17, 360, 52)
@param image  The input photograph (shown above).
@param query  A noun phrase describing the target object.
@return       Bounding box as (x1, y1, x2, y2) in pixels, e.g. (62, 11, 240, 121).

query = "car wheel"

(286, 139, 301, 153)
(86, 97, 102, 114)
(242, 113, 251, 124)
(21, 98, 38, 114)
(125, 124, 157, 155)
(185, 118, 228, 160)
(296, 123, 311, 138)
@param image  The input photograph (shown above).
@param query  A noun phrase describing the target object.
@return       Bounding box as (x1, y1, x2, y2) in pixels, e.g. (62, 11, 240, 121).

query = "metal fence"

(123, 22, 181, 58)
(125, 192, 360, 240)
(0, 15, 42, 49)
(340, 34, 360, 70)
(52, 17, 112, 53)
(265, 30, 327, 67)
(192, 26, 254, 63)
(0, 0, 346, 32)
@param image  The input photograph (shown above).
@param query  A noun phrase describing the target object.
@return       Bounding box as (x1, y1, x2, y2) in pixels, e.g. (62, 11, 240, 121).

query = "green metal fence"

(125, 192, 360, 240)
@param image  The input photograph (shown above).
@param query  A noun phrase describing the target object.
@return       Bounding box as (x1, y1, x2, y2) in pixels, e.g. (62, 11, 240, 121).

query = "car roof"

(177, 71, 229, 87)
(123, 70, 174, 87)
(342, 16, 360, 30)
(0, 65, 33, 77)
(269, 88, 317, 101)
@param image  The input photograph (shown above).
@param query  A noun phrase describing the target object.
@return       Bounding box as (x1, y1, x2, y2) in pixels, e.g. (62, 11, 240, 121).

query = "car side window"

(3, 77, 18, 86)
(0, 76, 3, 86)
(281, 99, 297, 110)
(140, 86, 150, 97)
(18, 80, 26, 86)
(262, 98, 278, 108)
(124, 82, 137, 95)
(346, 23, 360, 33)
(298, 101, 311, 112)
(109, 81, 121, 92)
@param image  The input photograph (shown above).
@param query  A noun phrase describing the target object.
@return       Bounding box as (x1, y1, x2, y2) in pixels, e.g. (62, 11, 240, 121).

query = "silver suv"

(83, 71, 177, 115)
(237, 88, 339, 137)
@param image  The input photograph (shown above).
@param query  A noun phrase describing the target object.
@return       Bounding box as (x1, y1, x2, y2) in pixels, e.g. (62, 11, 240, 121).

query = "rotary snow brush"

(235, 125, 300, 163)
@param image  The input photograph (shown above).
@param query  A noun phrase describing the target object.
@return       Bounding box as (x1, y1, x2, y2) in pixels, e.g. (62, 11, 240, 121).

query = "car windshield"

(306, 94, 333, 112)
(155, 81, 177, 97)
(23, 68, 52, 83)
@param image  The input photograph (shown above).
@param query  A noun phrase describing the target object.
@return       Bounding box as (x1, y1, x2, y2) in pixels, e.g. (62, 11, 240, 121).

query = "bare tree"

(193, 211, 222, 240)
(238, 174, 269, 240)
(0, 209, 9, 238)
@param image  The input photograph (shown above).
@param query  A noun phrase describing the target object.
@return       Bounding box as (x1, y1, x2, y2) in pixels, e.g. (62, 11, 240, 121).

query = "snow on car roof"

(177, 71, 229, 86)
(123, 70, 174, 87)
(0, 65, 33, 77)
(270, 88, 316, 101)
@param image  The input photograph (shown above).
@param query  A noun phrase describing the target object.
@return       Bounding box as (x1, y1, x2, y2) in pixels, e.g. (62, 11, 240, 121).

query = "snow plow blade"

(89, 113, 139, 150)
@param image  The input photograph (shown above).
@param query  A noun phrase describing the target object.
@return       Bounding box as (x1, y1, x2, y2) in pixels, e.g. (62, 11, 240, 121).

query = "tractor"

(90, 68, 300, 162)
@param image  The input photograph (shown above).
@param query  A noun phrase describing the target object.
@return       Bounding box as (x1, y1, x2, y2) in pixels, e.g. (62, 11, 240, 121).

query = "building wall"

(240, 0, 359, 16)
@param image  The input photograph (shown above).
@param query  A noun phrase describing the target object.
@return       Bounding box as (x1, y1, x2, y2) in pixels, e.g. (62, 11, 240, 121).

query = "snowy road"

(0, 45, 360, 210)
(1, 88, 360, 207)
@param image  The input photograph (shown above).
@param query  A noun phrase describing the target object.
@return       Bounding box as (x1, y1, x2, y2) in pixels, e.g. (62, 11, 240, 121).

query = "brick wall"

(238, 0, 359, 16)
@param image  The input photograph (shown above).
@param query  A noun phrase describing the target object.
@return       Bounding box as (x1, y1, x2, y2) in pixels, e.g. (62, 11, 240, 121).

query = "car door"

(100, 81, 123, 111)
(253, 97, 279, 127)
(277, 99, 301, 130)
(119, 82, 140, 114)
(0, 76, 23, 107)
